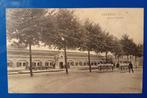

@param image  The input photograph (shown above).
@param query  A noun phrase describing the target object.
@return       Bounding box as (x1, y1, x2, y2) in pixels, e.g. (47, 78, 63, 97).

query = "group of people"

(116, 61, 134, 73)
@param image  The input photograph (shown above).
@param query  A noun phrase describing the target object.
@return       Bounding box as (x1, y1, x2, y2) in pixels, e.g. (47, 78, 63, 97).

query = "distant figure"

(128, 62, 134, 73)
(116, 63, 119, 68)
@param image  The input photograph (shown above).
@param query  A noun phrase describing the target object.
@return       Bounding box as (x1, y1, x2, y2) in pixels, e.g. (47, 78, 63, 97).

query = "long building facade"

(7, 48, 106, 70)
(7, 48, 143, 71)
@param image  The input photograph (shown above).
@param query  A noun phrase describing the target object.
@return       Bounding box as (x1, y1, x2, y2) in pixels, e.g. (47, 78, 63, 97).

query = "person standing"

(128, 62, 134, 73)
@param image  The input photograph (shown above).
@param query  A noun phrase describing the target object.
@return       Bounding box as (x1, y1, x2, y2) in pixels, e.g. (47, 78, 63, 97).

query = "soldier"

(116, 62, 119, 68)
(128, 62, 134, 73)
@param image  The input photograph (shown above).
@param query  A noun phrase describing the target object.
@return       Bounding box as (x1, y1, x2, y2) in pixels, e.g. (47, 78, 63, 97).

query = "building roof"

(7, 48, 103, 58)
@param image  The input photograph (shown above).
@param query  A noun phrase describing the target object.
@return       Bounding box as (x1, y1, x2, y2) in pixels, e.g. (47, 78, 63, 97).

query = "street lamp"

(61, 36, 68, 74)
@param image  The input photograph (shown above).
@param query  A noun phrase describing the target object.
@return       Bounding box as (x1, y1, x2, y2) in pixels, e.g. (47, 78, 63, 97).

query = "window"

(75, 62, 78, 66)
(17, 62, 21, 67)
(84, 62, 86, 66)
(45, 62, 49, 66)
(23, 62, 28, 67)
(37, 62, 42, 66)
(50, 62, 52, 66)
(71, 62, 74, 66)
(32, 62, 36, 67)
(94, 62, 97, 65)
(79, 62, 82, 66)
(37, 62, 40, 66)
(91, 62, 93, 65)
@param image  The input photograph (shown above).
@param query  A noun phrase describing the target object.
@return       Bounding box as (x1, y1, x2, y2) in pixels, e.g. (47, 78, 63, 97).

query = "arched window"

(16, 60, 28, 68)
(79, 61, 82, 66)
(50, 62, 52, 66)
(49, 61, 55, 68)
(22, 62, 28, 67)
(38, 62, 42, 66)
(91, 62, 93, 66)
(94, 62, 97, 65)
(32, 62, 36, 67)
(45, 62, 49, 66)
(17, 62, 21, 67)
(75, 62, 78, 66)
(71, 62, 74, 66)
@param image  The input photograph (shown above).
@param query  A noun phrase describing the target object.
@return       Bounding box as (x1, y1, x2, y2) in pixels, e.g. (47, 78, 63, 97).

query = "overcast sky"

(73, 8, 144, 44)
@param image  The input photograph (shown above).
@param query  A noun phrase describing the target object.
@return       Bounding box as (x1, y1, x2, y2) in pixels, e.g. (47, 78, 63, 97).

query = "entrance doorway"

(59, 62, 64, 69)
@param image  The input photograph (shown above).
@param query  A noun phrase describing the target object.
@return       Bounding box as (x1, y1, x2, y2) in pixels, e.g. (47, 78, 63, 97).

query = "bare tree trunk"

(29, 42, 33, 77)
(105, 51, 108, 63)
(114, 55, 117, 62)
(118, 56, 120, 63)
(64, 44, 68, 74)
(88, 50, 92, 72)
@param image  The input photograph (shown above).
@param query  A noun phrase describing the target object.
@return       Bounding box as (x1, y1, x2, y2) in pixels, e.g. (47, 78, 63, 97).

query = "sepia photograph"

(6, 8, 144, 93)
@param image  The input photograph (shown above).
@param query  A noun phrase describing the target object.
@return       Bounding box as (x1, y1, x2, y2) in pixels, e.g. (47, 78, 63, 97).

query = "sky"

(73, 8, 144, 44)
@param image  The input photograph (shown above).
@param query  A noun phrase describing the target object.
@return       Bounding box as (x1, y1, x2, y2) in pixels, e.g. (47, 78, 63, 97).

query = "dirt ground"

(8, 68, 143, 93)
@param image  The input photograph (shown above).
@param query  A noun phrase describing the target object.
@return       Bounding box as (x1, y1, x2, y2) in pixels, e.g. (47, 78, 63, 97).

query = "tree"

(99, 31, 114, 62)
(120, 34, 137, 61)
(111, 37, 123, 63)
(80, 19, 103, 72)
(7, 9, 47, 77)
(41, 9, 82, 74)
(133, 44, 143, 65)
(135, 44, 143, 57)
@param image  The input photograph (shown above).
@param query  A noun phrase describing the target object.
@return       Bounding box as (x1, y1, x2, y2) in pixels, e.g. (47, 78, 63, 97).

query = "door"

(59, 62, 64, 69)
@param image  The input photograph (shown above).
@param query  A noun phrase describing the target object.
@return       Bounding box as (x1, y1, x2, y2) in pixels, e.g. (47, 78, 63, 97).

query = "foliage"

(111, 37, 123, 57)
(7, 8, 47, 46)
(135, 44, 143, 57)
(120, 34, 137, 56)
(80, 19, 103, 51)
(41, 9, 82, 50)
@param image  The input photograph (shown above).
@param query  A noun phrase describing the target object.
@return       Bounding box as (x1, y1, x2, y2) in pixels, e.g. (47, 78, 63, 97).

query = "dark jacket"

(129, 63, 133, 68)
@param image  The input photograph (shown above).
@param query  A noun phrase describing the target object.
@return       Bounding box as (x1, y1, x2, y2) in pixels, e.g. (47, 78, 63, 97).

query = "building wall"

(7, 49, 103, 70)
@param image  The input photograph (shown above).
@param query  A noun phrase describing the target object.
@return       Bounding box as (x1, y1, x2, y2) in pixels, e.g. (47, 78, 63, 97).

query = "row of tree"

(7, 9, 143, 76)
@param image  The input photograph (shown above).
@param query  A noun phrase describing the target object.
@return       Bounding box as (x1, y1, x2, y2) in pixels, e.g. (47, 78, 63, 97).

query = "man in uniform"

(128, 62, 134, 73)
